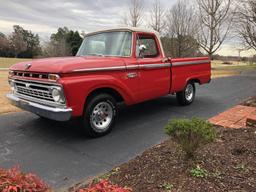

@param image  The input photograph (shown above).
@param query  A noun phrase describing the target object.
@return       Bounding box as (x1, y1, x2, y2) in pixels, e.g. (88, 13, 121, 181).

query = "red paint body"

(10, 30, 211, 117)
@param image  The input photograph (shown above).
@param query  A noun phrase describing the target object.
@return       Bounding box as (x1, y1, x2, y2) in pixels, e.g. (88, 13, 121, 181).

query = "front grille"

(16, 86, 54, 102)
(12, 79, 58, 104)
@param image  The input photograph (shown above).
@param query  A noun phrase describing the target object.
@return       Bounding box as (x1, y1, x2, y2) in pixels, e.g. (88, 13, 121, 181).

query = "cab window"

(136, 35, 159, 58)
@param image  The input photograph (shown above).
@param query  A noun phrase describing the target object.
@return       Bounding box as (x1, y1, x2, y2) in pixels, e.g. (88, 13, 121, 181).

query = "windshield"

(76, 31, 132, 57)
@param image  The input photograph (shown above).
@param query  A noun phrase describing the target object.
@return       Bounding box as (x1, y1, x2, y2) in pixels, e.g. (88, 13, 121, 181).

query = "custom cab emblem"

(24, 63, 32, 70)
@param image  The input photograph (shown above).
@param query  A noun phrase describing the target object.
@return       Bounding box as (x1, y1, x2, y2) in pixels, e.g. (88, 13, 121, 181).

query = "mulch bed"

(242, 97, 256, 107)
(106, 127, 256, 192)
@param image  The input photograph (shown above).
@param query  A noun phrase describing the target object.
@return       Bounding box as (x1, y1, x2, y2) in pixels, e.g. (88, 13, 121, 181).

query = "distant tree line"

(43, 27, 82, 57)
(0, 26, 82, 58)
(0, 25, 41, 58)
(0, 0, 255, 59)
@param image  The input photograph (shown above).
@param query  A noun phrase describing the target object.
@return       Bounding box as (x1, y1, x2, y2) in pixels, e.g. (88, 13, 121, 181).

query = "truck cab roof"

(85, 27, 160, 36)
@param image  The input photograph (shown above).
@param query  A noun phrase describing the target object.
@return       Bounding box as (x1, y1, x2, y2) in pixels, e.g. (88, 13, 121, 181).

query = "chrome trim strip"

(172, 60, 210, 66)
(126, 63, 170, 70)
(139, 63, 171, 69)
(126, 65, 139, 70)
(74, 66, 126, 72)
(7, 93, 72, 122)
(73, 60, 209, 72)
(73, 63, 170, 72)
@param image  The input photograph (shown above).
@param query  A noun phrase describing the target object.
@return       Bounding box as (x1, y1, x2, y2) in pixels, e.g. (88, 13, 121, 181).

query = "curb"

(246, 114, 256, 127)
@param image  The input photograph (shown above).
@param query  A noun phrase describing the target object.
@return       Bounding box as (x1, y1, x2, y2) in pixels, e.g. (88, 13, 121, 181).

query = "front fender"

(60, 74, 135, 117)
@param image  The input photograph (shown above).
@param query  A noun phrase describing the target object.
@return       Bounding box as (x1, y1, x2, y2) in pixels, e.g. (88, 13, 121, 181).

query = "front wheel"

(176, 82, 196, 106)
(82, 94, 117, 137)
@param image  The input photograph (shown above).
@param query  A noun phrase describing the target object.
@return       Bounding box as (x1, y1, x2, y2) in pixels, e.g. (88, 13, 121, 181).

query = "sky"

(0, 0, 255, 57)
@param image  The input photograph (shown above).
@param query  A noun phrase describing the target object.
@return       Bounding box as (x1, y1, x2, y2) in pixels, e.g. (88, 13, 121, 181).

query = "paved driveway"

(0, 73, 256, 188)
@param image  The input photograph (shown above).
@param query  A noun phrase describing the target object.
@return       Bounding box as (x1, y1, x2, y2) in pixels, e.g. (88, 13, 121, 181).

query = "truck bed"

(170, 57, 211, 93)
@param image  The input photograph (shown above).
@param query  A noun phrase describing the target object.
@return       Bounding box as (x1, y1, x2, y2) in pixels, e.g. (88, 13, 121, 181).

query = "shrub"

(0, 166, 50, 192)
(165, 118, 216, 158)
(190, 165, 208, 178)
(234, 164, 248, 172)
(159, 182, 174, 191)
(77, 179, 132, 192)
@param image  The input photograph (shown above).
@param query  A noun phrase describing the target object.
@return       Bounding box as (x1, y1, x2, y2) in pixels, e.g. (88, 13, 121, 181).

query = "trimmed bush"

(0, 166, 50, 192)
(77, 179, 132, 192)
(165, 118, 216, 158)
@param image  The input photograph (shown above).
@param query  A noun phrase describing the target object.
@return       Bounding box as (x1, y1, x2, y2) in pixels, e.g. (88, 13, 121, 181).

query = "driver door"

(136, 33, 170, 101)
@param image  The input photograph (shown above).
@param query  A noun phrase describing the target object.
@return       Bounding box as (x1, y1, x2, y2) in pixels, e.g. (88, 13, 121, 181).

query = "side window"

(136, 35, 159, 58)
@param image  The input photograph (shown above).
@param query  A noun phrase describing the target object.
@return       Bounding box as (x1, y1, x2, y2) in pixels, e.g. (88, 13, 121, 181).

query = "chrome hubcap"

(185, 84, 194, 101)
(90, 102, 113, 131)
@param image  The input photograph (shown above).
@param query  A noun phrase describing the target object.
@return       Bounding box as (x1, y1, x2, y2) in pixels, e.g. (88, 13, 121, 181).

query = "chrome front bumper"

(6, 93, 72, 121)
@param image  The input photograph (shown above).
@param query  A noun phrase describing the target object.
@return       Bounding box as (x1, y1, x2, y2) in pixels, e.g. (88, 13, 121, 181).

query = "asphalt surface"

(0, 71, 256, 189)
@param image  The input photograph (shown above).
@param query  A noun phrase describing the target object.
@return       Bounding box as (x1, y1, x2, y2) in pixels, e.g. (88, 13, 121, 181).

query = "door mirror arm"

(162, 57, 171, 63)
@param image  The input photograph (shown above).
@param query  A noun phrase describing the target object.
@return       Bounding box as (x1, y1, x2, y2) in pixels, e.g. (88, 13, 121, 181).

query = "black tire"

(176, 82, 196, 106)
(82, 93, 117, 137)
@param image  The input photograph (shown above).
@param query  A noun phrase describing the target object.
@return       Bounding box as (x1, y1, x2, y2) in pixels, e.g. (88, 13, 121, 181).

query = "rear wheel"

(176, 82, 196, 106)
(82, 94, 117, 137)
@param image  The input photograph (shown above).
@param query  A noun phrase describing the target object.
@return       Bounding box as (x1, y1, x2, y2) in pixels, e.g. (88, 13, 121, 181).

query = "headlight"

(9, 80, 16, 92)
(51, 87, 65, 103)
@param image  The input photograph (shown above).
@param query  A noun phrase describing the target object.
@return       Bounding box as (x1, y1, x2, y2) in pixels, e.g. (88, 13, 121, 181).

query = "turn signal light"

(9, 70, 14, 77)
(48, 74, 60, 81)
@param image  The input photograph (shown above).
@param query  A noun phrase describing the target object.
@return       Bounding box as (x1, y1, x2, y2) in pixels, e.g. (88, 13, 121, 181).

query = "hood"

(10, 56, 125, 74)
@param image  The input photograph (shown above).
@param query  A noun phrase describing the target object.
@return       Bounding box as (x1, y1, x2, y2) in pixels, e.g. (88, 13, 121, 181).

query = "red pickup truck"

(7, 27, 211, 137)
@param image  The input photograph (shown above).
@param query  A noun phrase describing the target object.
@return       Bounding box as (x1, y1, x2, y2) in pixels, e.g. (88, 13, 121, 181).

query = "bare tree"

(43, 38, 71, 57)
(123, 0, 144, 27)
(121, 13, 129, 26)
(235, 0, 256, 51)
(80, 31, 86, 39)
(164, 0, 200, 57)
(149, 0, 166, 34)
(197, 0, 232, 59)
(9, 29, 27, 58)
(0, 33, 10, 52)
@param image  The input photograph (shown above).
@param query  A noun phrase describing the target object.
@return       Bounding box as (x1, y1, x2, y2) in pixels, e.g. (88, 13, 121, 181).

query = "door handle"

(127, 72, 138, 79)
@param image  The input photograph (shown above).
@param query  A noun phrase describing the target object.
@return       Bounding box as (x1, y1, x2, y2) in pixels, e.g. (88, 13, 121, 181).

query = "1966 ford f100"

(7, 27, 211, 137)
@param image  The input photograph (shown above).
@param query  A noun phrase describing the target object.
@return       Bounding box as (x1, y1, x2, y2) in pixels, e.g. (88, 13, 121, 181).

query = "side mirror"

(139, 44, 147, 58)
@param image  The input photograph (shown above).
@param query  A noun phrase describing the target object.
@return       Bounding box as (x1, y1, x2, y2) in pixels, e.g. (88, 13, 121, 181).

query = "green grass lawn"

(211, 61, 256, 78)
(213, 65, 256, 70)
(0, 57, 32, 68)
(211, 60, 256, 68)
